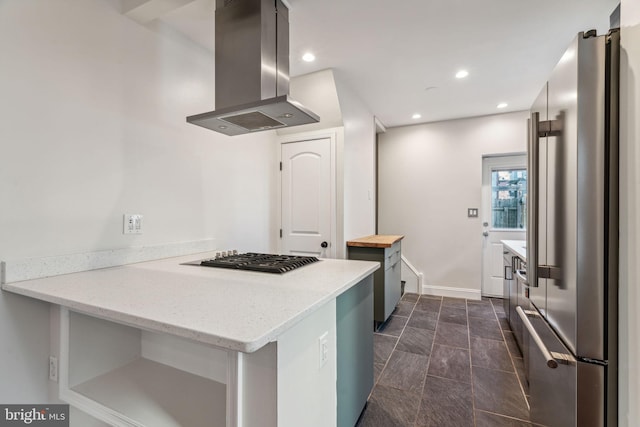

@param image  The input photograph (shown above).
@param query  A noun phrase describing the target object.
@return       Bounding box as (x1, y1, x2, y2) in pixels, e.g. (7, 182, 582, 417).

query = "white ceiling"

(139, 0, 619, 128)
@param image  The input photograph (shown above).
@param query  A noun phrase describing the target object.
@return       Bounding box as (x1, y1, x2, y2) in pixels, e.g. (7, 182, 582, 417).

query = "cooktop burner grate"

(198, 252, 319, 274)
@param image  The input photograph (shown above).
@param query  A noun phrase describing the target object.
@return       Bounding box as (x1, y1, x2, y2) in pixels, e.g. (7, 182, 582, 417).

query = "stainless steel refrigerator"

(524, 29, 619, 427)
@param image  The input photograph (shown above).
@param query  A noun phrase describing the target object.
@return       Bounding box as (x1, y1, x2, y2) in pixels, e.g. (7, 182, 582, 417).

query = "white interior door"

(481, 155, 527, 297)
(281, 137, 334, 258)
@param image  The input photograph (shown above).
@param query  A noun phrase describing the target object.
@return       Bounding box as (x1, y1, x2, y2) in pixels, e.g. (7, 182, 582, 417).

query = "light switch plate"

(123, 214, 143, 234)
(468, 208, 479, 218)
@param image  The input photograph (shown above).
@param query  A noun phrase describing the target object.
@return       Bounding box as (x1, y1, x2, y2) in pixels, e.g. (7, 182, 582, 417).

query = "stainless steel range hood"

(186, 0, 319, 136)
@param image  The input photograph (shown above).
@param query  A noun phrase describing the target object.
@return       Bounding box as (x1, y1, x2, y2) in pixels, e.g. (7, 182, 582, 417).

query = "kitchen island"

(1, 252, 379, 427)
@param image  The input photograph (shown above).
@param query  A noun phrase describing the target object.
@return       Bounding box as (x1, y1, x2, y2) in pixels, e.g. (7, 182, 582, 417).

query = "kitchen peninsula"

(1, 252, 379, 427)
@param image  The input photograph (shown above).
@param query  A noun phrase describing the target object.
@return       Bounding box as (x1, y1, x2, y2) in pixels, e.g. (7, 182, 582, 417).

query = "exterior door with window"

(481, 155, 527, 297)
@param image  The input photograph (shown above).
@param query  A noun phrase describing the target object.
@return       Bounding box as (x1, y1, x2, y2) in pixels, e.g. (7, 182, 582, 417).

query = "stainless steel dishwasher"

(509, 257, 530, 355)
(503, 251, 513, 320)
(516, 259, 532, 370)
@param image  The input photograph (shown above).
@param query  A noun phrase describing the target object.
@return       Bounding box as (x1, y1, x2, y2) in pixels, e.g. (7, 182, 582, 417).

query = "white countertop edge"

(1, 282, 244, 350)
(2, 261, 379, 353)
(241, 263, 379, 352)
(501, 240, 526, 261)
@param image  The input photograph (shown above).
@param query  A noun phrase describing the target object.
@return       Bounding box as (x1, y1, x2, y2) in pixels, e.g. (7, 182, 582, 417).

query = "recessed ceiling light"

(302, 52, 316, 62)
(497, 102, 508, 109)
(412, 113, 422, 119)
(455, 70, 469, 79)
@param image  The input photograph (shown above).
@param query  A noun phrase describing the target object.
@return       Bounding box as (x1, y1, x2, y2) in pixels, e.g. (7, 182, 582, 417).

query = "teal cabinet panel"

(336, 274, 374, 427)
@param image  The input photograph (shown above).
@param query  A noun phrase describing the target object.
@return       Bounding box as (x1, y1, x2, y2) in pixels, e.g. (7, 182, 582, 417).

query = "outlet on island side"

(318, 332, 329, 369)
(49, 356, 58, 382)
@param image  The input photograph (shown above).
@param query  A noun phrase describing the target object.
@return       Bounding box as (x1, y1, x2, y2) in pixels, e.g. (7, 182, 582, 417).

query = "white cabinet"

(60, 310, 230, 427)
(56, 291, 349, 427)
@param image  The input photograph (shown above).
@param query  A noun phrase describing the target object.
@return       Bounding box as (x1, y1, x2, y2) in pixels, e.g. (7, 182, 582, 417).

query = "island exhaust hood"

(186, 0, 319, 136)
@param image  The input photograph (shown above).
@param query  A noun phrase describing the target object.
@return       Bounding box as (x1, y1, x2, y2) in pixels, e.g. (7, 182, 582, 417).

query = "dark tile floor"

(357, 293, 535, 427)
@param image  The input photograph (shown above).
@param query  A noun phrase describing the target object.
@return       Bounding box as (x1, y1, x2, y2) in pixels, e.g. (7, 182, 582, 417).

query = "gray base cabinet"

(347, 236, 403, 324)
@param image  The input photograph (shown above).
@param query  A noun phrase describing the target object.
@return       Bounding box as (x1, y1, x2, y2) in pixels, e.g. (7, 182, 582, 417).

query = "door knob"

(321, 241, 328, 248)
(483, 231, 489, 237)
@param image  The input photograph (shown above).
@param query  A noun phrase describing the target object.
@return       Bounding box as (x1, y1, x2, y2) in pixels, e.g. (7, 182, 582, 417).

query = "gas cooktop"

(184, 252, 320, 274)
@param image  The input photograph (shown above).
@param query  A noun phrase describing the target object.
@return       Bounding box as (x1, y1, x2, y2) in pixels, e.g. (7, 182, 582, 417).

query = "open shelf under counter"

(69, 358, 226, 427)
(59, 308, 234, 427)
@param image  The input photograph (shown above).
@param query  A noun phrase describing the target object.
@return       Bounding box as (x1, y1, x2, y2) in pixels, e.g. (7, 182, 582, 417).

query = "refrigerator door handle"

(517, 306, 559, 368)
(527, 114, 539, 289)
(537, 119, 562, 137)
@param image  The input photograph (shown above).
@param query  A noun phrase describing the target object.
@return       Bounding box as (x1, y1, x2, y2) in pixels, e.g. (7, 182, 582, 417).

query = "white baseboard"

(1, 239, 217, 284)
(421, 284, 481, 301)
(400, 256, 422, 294)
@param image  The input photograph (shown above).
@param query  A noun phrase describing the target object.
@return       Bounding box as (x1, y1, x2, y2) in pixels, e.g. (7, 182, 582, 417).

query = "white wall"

(0, 0, 276, 404)
(378, 112, 528, 296)
(278, 70, 346, 257)
(333, 71, 377, 242)
(280, 69, 377, 257)
(280, 69, 344, 134)
(618, 1, 640, 424)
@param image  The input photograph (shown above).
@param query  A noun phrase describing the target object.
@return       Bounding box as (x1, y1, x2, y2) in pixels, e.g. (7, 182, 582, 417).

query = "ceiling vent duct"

(186, 0, 319, 136)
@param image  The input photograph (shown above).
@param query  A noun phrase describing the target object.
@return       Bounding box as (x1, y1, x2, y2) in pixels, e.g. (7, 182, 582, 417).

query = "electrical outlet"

(123, 214, 143, 234)
(49, 356, 58, 382)
(318, 332, 328, 369)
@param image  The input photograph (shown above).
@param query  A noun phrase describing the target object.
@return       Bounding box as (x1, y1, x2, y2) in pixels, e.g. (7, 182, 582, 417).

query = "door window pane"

(492, 169, 527, 229)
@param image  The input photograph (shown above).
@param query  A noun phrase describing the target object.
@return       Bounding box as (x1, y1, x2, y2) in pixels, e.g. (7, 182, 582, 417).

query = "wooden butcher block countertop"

(346, 235, 404, 248)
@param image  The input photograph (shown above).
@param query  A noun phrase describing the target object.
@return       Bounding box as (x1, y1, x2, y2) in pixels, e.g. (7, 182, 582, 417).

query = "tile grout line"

(467, 299, 478, 427)
(491, 299, 531, 411)
(359, 294, 421, 427)
(363, 296, 533, 427)
(372, 296, 419, 390)
(476, 408, 534, 424)
(412, 294, 442, 427)
(471, 298, 531, 424)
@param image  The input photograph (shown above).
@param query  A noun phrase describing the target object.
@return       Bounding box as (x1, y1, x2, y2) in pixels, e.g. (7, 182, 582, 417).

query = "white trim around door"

(277, 128, 343, 258)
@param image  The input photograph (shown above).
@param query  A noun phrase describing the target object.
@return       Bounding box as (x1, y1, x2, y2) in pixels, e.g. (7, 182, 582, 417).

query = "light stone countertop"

(501, 240, 527, 261)
(1, 252, 379, 353)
